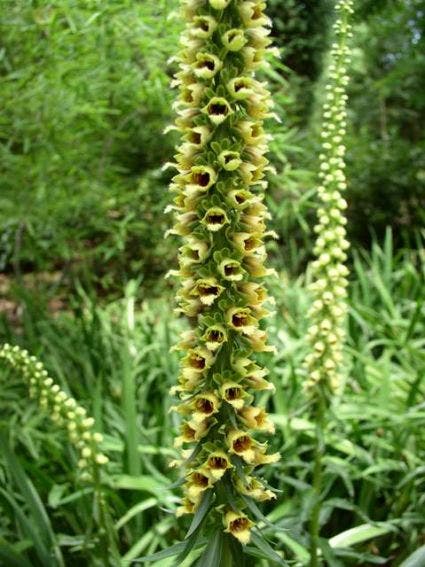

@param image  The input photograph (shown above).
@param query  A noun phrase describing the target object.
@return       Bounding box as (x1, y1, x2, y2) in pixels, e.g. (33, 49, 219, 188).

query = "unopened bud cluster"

(304, 0, 353, 399)
(0, 344, 108, 480)
(167, 0, 279, 544)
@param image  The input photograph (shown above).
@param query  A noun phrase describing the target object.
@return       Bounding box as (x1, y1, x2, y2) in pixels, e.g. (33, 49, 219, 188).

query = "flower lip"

(230, 516, 250, 534)
(194, 53, 222, 79)
(221, 382, 246, 409)
(181, 422, 196, 441)
(184, 247, 200, 261)
(202, 207, 229, 231)
(231, 310, 249, 328)
(239, 406, 274, 432)
(233, 232, 262, 254)
(195, 397, 214, 414)
(222, 28, 247, 51)
(188, 130, 201, 144)
(219, 259, 244, 281)
(227, 77, 254, 99)
(224, 263, 240, 277)
(191, 15, 217, 38)
(203, 450, 232, 479)
(225, 386, 242, 400)
(191, 393, 220, 423)
(227, 189, 255, 209)
(224, 510, 254, 544)
(193, 278, 223, 305)
(189, 166, 216, 190)
(209, 456, 227, 469)
(198, 282, 219, 296)
(184, 347, 213, 375)
(189, 353, 206, 370)
(233, 434, 251, 453)
(203, 325, 227, 350)
(203, 97, 233, 124)
(185, 126, 211, 148)
(218, 150, 242, 171)
(190, 470, 210, 487)
(194, 172, 210, 186)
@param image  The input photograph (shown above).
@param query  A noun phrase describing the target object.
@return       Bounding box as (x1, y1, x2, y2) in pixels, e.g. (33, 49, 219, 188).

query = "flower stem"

(310, 396, 326, 567)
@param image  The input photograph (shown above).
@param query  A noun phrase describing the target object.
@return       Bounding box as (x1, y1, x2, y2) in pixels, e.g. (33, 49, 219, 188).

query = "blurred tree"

(345, 0, 425, 243)
(0, 0, 180, 290)
(267, 0, 333, 120)
(0, 0, 423, 295)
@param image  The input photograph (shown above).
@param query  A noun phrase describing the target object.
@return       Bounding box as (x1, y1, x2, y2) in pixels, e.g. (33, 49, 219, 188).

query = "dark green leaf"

(250, 531, 287, 565)
(194, 530, 223, 567)
(185, 490, 214, 539)
(400, 545, 425, 567)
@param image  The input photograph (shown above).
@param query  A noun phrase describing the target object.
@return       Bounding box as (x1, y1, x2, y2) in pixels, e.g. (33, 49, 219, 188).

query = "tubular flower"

(0, 344, 108, 480)
(304, 0, 354, 400)
(168, 0, 279, 543)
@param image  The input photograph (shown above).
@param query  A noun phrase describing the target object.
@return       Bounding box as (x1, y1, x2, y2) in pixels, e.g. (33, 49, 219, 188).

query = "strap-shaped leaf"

(174, 526, 203, 565)
(329, 523, 394, 549)
(0, 537, 33, 567)
(399, 546, 425, 567)
(241, 495, 286, 533)
(134, 537, 207, 563)
(194, 530, 223, 567)
(185, 489, 214, 538)
(250, 531, 288, 565)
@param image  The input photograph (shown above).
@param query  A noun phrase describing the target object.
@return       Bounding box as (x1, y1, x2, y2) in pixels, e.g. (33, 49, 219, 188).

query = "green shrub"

(0, 0, 180, 289)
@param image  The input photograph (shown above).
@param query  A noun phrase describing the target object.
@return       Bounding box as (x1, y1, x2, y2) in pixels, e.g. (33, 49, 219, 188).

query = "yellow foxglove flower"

(304, 0, 354, 402)
(0, 344, 107, 481)
(168, 0, 279, 545)
(224, 510, 254, 545)
(204, 451, 233, 480)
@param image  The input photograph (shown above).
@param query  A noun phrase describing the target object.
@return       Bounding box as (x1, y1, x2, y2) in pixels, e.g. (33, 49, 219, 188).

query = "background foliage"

(1, 0, 424, 290)
(0, 0, 424, 565)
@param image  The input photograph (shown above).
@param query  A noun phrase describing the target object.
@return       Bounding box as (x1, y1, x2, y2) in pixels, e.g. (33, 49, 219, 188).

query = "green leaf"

(0, 538, 32, 567)
(329, 524, 394, 549)
(111, 475, 173, 505)
(115, 498, 157, 531)
(134, 541, 192, 563)
(1, 438, 64, 567)
(185, 490, 214, 539)
(250, 531, 287, 565)
(240, 495, 286, 532)
(319, 538, 344, 567)
(174, 526, 203, 565)
(0, 488, 50, 566)
(134, 537, 207, 563)
(275, 533, 310, 564)
(400, 545, 425, 567)
(194, 530, 223, 567)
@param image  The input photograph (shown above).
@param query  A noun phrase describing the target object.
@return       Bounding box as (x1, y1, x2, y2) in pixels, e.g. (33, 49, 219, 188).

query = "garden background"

(0, 0, 424, 565)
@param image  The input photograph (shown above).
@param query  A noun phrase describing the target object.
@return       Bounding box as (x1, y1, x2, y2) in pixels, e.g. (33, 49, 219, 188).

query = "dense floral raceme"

(304, 0, 354, 401)
(0, 344, 108, 480)
(167, 0, 279, 544)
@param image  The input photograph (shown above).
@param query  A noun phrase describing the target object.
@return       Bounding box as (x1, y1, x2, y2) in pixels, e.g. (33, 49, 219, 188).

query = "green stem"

(93, 469, 121, 566)
(310, 397, 325, 567)
(122, 349, 140, 476)
(122, 291, 140, 477)
(221, 535, 234, 567)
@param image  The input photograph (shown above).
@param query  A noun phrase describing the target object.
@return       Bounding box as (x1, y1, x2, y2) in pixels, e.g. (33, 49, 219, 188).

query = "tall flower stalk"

(303, 1, 354, 564)
(167, 0, 279, 552)
(0, 344, 120, 565)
